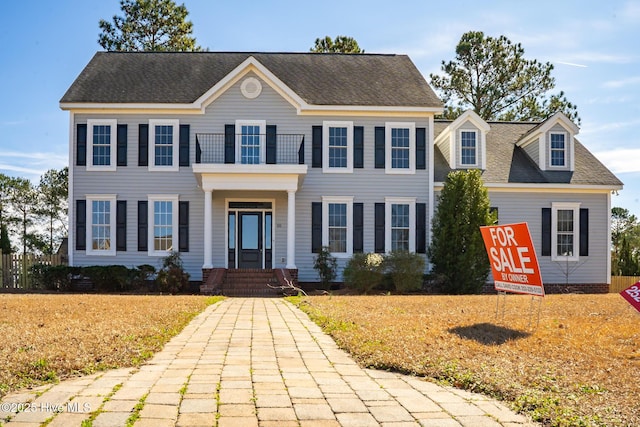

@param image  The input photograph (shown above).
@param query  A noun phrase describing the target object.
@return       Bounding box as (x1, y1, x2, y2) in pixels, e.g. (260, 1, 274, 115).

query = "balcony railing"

(195, 133, 305, 165)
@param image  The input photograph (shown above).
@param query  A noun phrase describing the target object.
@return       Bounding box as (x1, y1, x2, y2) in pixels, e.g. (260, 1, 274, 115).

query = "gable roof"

(433, 120, 623, 188)
(60, 52, 443, 109)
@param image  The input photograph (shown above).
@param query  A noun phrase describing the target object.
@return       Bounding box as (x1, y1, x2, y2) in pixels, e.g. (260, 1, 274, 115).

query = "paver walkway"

(0, 298, 538, 427)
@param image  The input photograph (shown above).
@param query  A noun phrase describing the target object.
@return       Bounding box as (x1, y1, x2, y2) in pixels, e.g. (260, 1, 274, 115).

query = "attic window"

(241, 77, 262, 99)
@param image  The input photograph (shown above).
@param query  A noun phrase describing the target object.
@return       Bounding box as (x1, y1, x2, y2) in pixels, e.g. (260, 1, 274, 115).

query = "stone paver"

(0, 298, 539, 426)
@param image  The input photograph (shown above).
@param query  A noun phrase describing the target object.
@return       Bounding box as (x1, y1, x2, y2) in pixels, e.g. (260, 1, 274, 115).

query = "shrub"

(384, 250, 425, 293)
(30, 264, 78, 291)
(313, 246, 337, 291)
(156, 251, 190, 294)
(343, 253, 385, 294)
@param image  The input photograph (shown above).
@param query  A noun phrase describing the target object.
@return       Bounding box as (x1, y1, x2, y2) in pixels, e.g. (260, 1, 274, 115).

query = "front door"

(238, 212, 262, 268)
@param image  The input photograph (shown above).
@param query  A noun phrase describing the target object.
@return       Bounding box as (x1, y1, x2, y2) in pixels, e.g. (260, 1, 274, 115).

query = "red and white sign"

(480, 222, 544, 296)
(620, 282, 640, 314)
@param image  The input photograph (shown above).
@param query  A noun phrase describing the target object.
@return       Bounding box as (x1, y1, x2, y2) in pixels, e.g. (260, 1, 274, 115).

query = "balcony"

(192, 133, 308, 192)
(195, 133, 305, 165)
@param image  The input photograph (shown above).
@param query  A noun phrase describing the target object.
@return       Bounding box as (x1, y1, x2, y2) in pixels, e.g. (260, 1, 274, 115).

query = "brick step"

(221, 269, 282, 297)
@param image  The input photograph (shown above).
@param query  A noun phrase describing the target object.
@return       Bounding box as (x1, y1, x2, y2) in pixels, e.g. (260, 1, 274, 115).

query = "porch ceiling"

(192, 164, 307, 191)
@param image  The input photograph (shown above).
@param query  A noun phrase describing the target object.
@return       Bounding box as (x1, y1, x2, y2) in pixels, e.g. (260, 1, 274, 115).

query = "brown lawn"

(292, 294, 639, 427)
(0, 294, 218, 397)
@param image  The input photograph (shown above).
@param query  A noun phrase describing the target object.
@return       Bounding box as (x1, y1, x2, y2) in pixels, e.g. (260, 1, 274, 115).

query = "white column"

(203, 189, 213, 268)
(286, 189, 296, 269)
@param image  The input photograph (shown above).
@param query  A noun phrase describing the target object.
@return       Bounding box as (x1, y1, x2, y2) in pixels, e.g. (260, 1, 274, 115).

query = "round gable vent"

(240, 77, 262, 99)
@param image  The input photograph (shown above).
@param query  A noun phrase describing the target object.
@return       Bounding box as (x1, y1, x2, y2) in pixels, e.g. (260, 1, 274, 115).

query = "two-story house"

(60, 52, 622, 294)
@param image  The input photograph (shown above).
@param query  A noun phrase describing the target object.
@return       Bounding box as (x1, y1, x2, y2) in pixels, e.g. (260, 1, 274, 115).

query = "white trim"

(148, 195, 180, 257)
(434, 182, 623, 192)
(428, 115, 435, 266)
(385, 122, 416, 174)
(607, 192, 612, 281)
(551, 202, 581, 262)
(235, 120, 266, 164)
(458, 129, 479, 168)
(385, 197, 416, 253)
(322, 121, 354, 174)
(286, 190, 296, 269)
(548, 131, 568, 169)
(86, 194, 117, 256)
(148, 119, 180, 171)
(322, 196, 354, 258)
(68, 112, 75, 266)
(86, 119, 117, 171)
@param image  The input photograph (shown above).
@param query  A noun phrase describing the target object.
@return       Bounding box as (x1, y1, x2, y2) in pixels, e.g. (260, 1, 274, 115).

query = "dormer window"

(550, 132, 566, 167)
(460, 130, 478, 166)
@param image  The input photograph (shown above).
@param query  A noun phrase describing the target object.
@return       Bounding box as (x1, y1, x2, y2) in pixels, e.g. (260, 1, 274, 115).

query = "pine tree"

(428, 169, 495, 293)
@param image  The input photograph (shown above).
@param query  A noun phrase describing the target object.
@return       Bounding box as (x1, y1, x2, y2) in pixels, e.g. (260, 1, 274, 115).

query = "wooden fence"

(0, 252, 66, 289)
(610, 276, 640, 293)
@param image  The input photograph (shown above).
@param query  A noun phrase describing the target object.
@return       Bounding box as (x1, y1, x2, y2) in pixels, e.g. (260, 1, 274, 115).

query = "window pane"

(557, 210, 573, 232)
(391, 203, 410, 251)
(391, 128, 410, 169)
(153, 201, 173, 251)
(241, 125, 261, 164)
(328, 127, 347, 168)
(328, 203, 347, 253)
(154, 125, 173, 166)
(92, 125, 111, 166)
(551, 134, 565, 166)
(265, 213, 272, 250)
(91, 200, 111, 250)
(556, 209, 574, 257)
(461, 131, 476, 165)
(228, 213, 235, 250)
(241, 214, 259, 250)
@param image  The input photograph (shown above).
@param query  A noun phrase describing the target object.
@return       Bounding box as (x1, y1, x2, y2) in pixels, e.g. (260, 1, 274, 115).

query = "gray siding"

(488, 191, 609, 284)
(71, 73, 432, 281)
(522, 139, 540, 165)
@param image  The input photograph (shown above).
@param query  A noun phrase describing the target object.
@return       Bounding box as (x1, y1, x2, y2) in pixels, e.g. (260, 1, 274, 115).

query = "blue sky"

(1, 0, 639, 213)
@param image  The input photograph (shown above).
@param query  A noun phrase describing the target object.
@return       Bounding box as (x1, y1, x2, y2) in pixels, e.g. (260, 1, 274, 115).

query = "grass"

(0, 294, 222, 398)
(289, 294, 640, 427)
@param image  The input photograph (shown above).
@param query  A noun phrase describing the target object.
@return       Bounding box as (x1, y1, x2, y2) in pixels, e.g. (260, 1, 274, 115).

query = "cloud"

(594, 149, 640, 173)
(602, 75, 640, 89)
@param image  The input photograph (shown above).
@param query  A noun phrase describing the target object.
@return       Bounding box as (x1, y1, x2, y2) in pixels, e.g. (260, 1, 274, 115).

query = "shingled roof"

(433, 121, 623, 187)
(60, 52, 443, 108)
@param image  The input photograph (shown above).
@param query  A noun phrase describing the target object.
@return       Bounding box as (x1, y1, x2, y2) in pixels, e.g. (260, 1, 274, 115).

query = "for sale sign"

(620, 282, 640, 314)
(480, 222, 544, 296)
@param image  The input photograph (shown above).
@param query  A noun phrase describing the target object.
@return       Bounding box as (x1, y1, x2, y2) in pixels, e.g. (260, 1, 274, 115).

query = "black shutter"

(298, 136, 305, 165)
(138, 124, 148, 166)
(416, 203, 426, 254)
(116, 124, 127, 166)
(542, 208, 551, 256)
(311, 202, 322, 253)
(490, 207, 499, 225)
(375, 203, 385, 253)
(76, 200, 86, 250)
(224, 124, 235, 164)
(353, 203, 363, 253)
(375, 126, 385, 169)
(312, 126, 322, 168)
(416, 127, 426, 170)
(354, 126, 364, 168)
(138, 201, 148, 251)
(580, 208, 589, 256)
(179, 201, 189, 252)
(266, 125, 277, 164)
(77, 124, 87, 166)
(179, 124, 190, 166)
(116, 201, 127, 251)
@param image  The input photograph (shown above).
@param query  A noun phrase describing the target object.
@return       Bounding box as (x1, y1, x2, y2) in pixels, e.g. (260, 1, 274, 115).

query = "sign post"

(480, 222, 544, 296)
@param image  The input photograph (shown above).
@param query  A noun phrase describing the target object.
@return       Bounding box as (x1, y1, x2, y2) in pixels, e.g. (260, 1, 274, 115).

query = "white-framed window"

(323, 121, 353, 173)
(149, 119, 179, 171)
(385, 197, 416, 253)
(550, 132, 567, 167)
(460, 130, 478, 167)
(552, 202, 580, 261)
(236, 120, 266, 165)
(87, 120, 117, 171)
(148, 195, 179, 256)
(386, 122, 415, 174)
(86, 194, 116, 255)
(322, 196, 353, 257)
